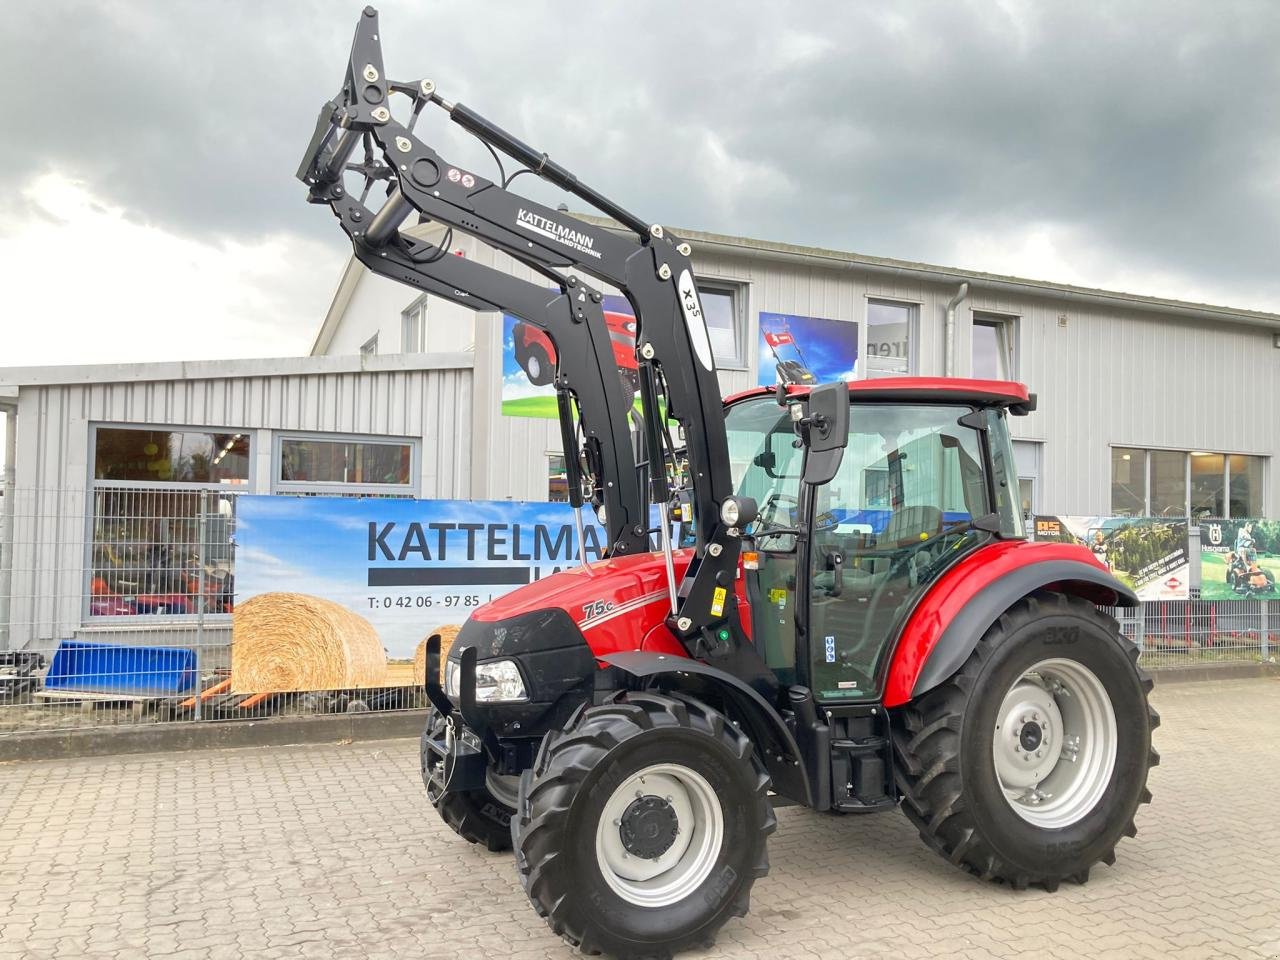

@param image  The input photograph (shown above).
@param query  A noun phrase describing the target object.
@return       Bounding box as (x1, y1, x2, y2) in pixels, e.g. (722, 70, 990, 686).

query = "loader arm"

(298, 7, 766, 681)
(300, 120, 648, 557)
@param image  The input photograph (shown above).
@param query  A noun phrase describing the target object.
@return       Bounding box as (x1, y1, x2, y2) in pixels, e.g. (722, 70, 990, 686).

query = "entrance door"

(806, 404, 992, 701)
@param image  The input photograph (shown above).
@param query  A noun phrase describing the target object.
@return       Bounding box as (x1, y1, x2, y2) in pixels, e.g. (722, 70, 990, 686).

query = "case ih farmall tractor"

(299, 11, 1157, 958)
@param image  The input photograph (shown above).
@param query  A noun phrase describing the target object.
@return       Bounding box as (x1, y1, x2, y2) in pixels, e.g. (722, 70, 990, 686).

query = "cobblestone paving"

(1, 677, 1278, 959)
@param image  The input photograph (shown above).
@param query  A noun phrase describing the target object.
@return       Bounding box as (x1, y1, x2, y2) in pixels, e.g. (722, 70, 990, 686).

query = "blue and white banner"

(236, 496, 606, 657)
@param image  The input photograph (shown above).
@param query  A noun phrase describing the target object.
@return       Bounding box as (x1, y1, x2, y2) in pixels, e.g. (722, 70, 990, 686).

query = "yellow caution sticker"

(767, 587, 787, 605)
(710, 586, 727, 617)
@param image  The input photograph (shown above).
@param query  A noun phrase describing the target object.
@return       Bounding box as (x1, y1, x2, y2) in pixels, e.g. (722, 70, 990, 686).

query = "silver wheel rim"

(526, 354, 541, 379)
(594, 763, 724, 908)
(485, 769, 520, 809)
(993, 658, 1117, 829)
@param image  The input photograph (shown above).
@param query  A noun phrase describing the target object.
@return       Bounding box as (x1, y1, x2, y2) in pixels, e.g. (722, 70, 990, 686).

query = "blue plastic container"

(43, 640, 197, 696)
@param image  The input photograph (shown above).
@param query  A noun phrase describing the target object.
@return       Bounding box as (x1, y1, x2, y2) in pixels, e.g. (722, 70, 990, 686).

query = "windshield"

(726, 397, 804, 527)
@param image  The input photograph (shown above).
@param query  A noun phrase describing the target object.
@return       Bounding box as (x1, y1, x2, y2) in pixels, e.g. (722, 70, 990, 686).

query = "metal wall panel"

(6, 364, 473, 649)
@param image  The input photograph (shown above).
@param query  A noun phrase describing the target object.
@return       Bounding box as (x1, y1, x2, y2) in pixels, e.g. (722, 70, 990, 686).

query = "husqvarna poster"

(756, 312, 858, 387)
(1197, 519, 1280, 599)
(235, 495, 607, 659)
(501, 294, 638, 419)
(1033, 516, 1190, 601)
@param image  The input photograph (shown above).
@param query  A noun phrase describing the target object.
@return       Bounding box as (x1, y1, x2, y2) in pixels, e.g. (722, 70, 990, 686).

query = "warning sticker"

(710, 586, 727, 617)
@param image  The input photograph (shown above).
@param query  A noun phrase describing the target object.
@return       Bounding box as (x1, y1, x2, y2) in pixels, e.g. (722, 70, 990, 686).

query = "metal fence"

(0, 485, 1274, 736)
(0, 485, 426, 734)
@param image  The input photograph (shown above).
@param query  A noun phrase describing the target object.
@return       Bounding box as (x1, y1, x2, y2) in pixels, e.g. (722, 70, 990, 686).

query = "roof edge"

(568, 213, 1280, 326)
(0, 352, 475, 389)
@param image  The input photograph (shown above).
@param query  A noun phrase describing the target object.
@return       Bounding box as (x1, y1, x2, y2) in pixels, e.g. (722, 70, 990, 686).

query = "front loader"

(297, 11, 1158, 958)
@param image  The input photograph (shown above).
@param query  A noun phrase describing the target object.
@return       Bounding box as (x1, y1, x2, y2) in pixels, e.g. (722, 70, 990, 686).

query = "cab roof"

(723, 377, 1034, 412)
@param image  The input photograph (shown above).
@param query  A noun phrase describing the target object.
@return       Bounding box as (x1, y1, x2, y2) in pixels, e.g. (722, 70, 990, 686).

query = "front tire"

(514, 692, 774, 959)
(419, 709, 515, 852)
(892, 592, 1158, 890)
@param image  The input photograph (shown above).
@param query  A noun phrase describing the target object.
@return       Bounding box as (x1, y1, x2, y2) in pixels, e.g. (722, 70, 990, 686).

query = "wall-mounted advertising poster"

(501, 294, 638, 419)
(756, 312, 858, 387)
(232, 496, 609, 691)
(1033, 516, 1190, 601)
(1197, 519, 1279, 599)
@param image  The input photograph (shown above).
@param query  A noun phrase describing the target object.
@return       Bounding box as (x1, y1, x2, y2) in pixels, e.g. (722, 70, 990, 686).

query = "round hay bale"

(232, 592, 388, 693)
(413, 624, 463, 685)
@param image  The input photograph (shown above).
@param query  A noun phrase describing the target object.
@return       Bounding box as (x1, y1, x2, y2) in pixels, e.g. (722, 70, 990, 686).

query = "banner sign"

(1197, 519, 1279, 599)
(236, 496, 607, 658)
(756, 311, 858, 387)
(1033, 515, 1190, 601)
(501, 294, 637, 419)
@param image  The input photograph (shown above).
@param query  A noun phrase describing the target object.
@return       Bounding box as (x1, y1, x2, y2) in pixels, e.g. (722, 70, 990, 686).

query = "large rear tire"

(419, 709, 515, 852)
(514, 692, 775, 959)
(892, 592, 1158, 890)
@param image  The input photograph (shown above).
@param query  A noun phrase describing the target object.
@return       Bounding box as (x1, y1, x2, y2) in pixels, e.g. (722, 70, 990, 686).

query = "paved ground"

(1, 678, 1278, 960)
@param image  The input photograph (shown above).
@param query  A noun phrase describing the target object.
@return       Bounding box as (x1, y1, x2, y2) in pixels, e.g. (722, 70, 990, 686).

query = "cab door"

(805, 404, 992, 701)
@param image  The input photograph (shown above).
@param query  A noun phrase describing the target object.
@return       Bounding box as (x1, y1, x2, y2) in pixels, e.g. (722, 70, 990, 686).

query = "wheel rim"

(526, 354, 541, 379)
(594, 763, 724, 908)
(992, 658, 1117, 829)
(485, 769, 520, 809)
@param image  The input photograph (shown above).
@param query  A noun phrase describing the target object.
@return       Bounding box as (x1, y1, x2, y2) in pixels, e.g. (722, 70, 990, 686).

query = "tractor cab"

(726, 378, 1030, 702)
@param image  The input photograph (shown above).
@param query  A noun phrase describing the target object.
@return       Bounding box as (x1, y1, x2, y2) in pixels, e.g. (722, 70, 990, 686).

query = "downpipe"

(945, 282, 969, 378)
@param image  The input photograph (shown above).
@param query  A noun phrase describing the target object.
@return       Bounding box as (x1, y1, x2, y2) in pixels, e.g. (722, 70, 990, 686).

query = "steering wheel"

(759, 492, 799, 530)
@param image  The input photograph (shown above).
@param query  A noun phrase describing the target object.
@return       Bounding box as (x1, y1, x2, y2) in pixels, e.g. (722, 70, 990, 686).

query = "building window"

(548, 454, 569, 502)
(401, 297, 426, 353)
(865, 300, 916, 377)
(972, 313, 1017, 380)
(94, 427, 250, 485)
(360, 333, 378, 358)
(697, 279, 748, 369)
(1149, 450, 1187, 517)
(1229, 454, 1264, 517)
(89, 426, 248, 620)
(1111, 446, 1265, 518)
(275, 434, 416, 496)
(1110, 448, 1146, 517)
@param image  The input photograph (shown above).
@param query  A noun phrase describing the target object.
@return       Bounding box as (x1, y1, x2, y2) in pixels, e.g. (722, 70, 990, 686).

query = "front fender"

(601, 651, 811, 806)
(882, 541, 1137, 708)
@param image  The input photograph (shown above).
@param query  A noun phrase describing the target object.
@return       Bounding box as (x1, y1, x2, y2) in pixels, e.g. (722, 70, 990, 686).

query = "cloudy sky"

(2, 0, 1278, 371)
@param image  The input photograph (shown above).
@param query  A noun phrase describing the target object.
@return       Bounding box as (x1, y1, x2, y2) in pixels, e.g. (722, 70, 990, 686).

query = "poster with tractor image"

(1198, 519, 1280, 600)
(1033, 516, 1190, 601)
(756, 311, 859, 387)
(501, 294, 638, 419)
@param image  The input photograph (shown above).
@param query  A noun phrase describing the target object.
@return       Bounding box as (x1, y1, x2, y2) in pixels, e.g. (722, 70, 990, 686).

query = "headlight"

(445, 657, 528, 703)
(720, 496, 758, 528)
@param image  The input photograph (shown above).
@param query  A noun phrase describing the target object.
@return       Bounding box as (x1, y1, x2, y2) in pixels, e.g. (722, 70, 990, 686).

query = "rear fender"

(601, 651, 811, 806)
(883, 541, 1138, 708)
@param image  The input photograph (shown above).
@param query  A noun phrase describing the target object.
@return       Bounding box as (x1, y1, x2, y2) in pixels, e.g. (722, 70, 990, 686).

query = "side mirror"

(801, 382, 849, 486)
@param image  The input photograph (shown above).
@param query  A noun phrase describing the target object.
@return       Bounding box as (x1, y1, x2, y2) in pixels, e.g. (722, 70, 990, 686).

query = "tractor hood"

(468, 549, 698, 659)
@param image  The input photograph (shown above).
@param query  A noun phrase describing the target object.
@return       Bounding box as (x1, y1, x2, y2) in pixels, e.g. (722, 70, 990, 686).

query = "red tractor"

(299, 13, 1157, 958)
(515, 311, 640, 394)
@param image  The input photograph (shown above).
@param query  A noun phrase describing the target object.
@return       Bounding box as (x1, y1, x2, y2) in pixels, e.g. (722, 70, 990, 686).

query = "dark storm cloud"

(6, 0, 1279, 307)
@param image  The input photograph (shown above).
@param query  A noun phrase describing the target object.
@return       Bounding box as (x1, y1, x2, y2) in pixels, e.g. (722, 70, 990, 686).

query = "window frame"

(401, 295, 427, 354)
(271, 431, 420, 498)
(1109, 444, 1267, 518)
(360, 333, 379, 358)
(862, 297, 920, 378)
(971, 311, 1019, 380)
(695, 276, 750, 370)
(85, 422, 255, 624)
(547, 451, 570, 503)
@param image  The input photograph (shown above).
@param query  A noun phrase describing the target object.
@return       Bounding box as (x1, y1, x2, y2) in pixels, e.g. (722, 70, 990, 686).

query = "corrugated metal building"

(0, 217, 1277, 652)
(312, 218, 1280, 517)
(0, 355, 471, 650)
